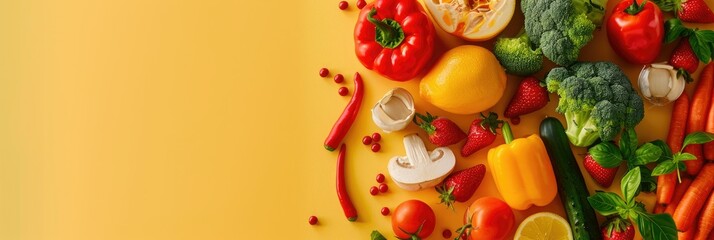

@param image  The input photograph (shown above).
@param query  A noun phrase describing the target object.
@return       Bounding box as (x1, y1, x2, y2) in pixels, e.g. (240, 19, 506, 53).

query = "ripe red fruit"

(436, 164, 486, 209)
(379, 183, 388, 193)
(504, 77, 549, 123)
(376, 173, 385, 183)
(319, 68, 329, 77)
(381, 207, 390, 216)
(371, 143, 381, 152)
(371, 132, 381, 142)
(670, 38, 700, 74)
(584, 153, 619, 188)
(334, 74, 344, 83)
(461, 112, 501, 157)
(356, 0, 366, 9)
(678, 0, 714, 23)
(338, 87, 348, 96)
(369, 186, 379, 195)
(414, 112, 466, 147)
(338, 1, 348, 10)
(442, 229, 452, 238)
(362, 136, 372, 145)
(602, 219, 635, 240)
(308, 216, 318, 225)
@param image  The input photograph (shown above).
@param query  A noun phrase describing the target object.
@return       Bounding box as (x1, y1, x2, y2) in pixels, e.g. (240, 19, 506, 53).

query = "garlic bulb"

(638, 63, 686, 105)
(372, 88, 416, 132)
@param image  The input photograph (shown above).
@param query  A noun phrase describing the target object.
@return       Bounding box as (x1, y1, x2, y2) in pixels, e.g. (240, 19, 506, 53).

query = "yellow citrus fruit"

(425, 0, 515, 41)
(515, 212, 573, 240)
(419, 45, 506, 115)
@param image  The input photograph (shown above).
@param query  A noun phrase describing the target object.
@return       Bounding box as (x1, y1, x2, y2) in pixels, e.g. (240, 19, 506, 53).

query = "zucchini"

(540, 117, 601, 240)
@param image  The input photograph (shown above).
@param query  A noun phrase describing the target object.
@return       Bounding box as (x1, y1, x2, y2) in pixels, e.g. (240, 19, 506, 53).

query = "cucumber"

(539, 117, 601, 240)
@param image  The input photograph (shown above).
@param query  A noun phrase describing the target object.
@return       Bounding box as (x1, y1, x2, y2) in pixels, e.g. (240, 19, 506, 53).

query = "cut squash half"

(424, 0, 515, 41)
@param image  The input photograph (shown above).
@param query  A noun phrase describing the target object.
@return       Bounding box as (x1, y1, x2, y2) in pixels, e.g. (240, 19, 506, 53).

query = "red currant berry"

(380, 207, 390, 216)
(356, 0, 366, 9)
(338, 1, 348, 10)
(369, 186, 379, 196)
(376, 173, 385, 183)
(371, 143, 381, 152)
(378, 183, 388, 193)
(442, 229, 452, 238)
(308, 216, 318, 225)
(338, 87, 348, 96)
(319, 68, 329, 77)
(371, 132, 381, 142)
(362, 136, 372, 145)
(333, 74, 344, 83)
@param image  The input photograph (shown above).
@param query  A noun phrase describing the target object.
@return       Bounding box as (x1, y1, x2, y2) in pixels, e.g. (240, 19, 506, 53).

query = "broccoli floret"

(546, 62, 645, 147)
(493, 32, 544, 76)
(521, 0, 606, 66)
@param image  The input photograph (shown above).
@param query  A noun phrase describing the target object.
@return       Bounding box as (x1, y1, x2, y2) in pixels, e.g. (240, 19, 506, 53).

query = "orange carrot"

(661, 94, 691, 204)
(687, 64, 714, 174)
(694, 191, 714, 240)
(654, 204, 666, 214)
(666, 178, 693, 215)
(682, 228, 697, 240)
(706, 90, 714, 161)
(674, 164, 714, 231)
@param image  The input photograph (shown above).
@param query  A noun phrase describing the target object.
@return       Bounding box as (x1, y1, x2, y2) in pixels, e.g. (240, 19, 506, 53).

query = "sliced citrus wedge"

(515, 212, 573, 240)
(424, 0, 515, 41)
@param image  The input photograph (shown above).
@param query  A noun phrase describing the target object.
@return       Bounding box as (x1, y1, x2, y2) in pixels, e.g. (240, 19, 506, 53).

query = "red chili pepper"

(336, 144, 358, 221)
(354, 0, 435, 81)
(324, 72, 364, 151)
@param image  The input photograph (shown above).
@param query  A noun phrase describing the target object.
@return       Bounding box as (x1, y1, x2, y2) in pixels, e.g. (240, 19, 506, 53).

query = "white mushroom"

(388, 134, 456, 191)
(372, 88, 416, 132)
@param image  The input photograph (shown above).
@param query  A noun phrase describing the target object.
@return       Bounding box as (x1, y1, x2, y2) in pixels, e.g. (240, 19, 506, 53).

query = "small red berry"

(369, 186, 379, 195)
(338, 1, 348, 10)
(356, 0, 366, 9)
(376, 173, 385, 183)
(378, 183, 388, 193)
(338, 87, 348, 96)
(442, 229, 452, 238)
(371, 132, 381, 142)
(308, 216, 318, 225)
(380, 207, 390, 216)
(319, 68, 329, 77)
(333, 74, 344, 83)
(362, 136, 372, 145)
(371, 143, 381, 152)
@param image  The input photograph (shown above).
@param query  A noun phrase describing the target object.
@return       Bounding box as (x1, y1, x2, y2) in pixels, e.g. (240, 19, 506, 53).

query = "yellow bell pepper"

(487, 122, 557, 210)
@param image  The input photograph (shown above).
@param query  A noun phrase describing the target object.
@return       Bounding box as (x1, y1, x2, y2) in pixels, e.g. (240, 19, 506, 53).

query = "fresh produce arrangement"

(313, 0, 714, 239)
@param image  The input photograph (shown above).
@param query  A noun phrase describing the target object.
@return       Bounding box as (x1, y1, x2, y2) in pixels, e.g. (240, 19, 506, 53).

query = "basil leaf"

(674, 152, 697, 162)
(634, 143, 663, 165)
(587, 191, 626, 216)
(622, 167, 642, 204)
(665, 19, 686, 43)
(652, 160, 677, 176)
(620, 129, 638, 160)
(697, 30, 714, 43)
(690, 36, 712, 63)
(639, 166, 658, 193)
(682, 132, 714, 149)
(650, 140, 673, 162)
(371, 231, 387, 240)
(678, 162, 686, 170)
(590, 142, 623, 168)
(634, 212, 678, 240)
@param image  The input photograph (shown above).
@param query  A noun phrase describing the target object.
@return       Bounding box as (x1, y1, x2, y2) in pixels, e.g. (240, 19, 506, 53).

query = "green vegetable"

(588, 168, 678, 240)
(651, 131, 714, 182)
(546, 62, 644, 147)
(521, 0, 607, 66)
(493, 31, 544, 76)
(588, 129, 659, 192)
(540, 117, 600, 240)
(664, 18, 714, 82)
(370, 230, 387, 240)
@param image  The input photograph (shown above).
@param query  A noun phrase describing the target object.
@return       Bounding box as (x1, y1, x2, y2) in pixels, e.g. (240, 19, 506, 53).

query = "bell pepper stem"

(368, 8, 396, 40)
(502, 122, 514, 144)
(625, 0, 647, 15)
(367, 8, 405, 49)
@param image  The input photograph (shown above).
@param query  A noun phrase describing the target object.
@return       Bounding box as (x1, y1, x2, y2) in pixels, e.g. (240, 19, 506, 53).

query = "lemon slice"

(424, 0, 515, 41)
(515, 212, 573, 240)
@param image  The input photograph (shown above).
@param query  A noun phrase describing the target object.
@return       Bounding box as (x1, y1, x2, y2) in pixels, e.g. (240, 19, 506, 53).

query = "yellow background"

(0, 0, 712, 239)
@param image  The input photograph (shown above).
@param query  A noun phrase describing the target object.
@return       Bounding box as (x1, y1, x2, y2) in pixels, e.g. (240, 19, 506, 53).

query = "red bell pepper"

(354, 0, 435, 81)
(606, 0, 664, 64)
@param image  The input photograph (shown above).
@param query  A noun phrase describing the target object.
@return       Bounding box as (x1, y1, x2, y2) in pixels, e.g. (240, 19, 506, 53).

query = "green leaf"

(634, 143, 663, 165)
(371, 231, 387, 240)
(622, 167, 642, 204)
(665, 18, 686, 43)
(587, 191, 627, 216)
(674, 152, 697, 162)
(639, 166, 658, 193)
(620, 129, 638, 160)
(633, 212, 678, 240)
(678, 162, 686, 170)
(697, 30, 714, 43)
(652, 160, 677, 176)
(650, 140, 673, 163)
(590, 142, 624, 168)
(682, 132, 714, 149)
(690, 36, 712, 63)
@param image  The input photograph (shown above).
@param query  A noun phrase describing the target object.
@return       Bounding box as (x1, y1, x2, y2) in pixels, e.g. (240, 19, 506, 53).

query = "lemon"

(419, 45, 506, 115)
(515, 212, 573, 240)
(425, 0, 515, 41)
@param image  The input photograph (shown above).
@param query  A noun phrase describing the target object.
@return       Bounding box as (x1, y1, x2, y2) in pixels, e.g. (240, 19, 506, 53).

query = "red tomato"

(463, 197, 514, 240)
(606, 0, 664, 64)
(392, 200, 436, 239)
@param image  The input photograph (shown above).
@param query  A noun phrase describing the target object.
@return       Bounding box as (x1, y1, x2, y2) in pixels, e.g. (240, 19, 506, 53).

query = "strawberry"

(461, 112, 502, 157)
(584, 153, 619, 187)
(679, 0, 714, 23)
(670, 38, 700, 74)
(436, 164, 486, 209)
(504, 77, 548, 124)
(414, 112, 466, 147)
(602, 218, 635, 240)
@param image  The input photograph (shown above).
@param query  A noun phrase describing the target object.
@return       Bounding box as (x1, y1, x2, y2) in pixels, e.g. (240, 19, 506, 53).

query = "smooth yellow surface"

(0, 0, 712, 240)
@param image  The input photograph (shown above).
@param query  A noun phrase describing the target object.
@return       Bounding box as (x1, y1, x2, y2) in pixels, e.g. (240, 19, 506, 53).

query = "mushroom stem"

(404, 134, 431, 166)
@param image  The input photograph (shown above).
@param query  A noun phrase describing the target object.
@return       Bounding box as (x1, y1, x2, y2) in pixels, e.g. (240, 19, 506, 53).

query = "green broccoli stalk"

(522, 0, 607, 66)
(546, 62, 644, 147)
(493, 31, 544, 76)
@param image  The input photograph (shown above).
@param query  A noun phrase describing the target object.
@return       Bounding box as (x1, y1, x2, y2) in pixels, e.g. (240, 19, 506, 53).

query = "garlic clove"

(638, 63, 686, 105)
(372, 88, 416, 132)
(388, 134, 455, 191)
